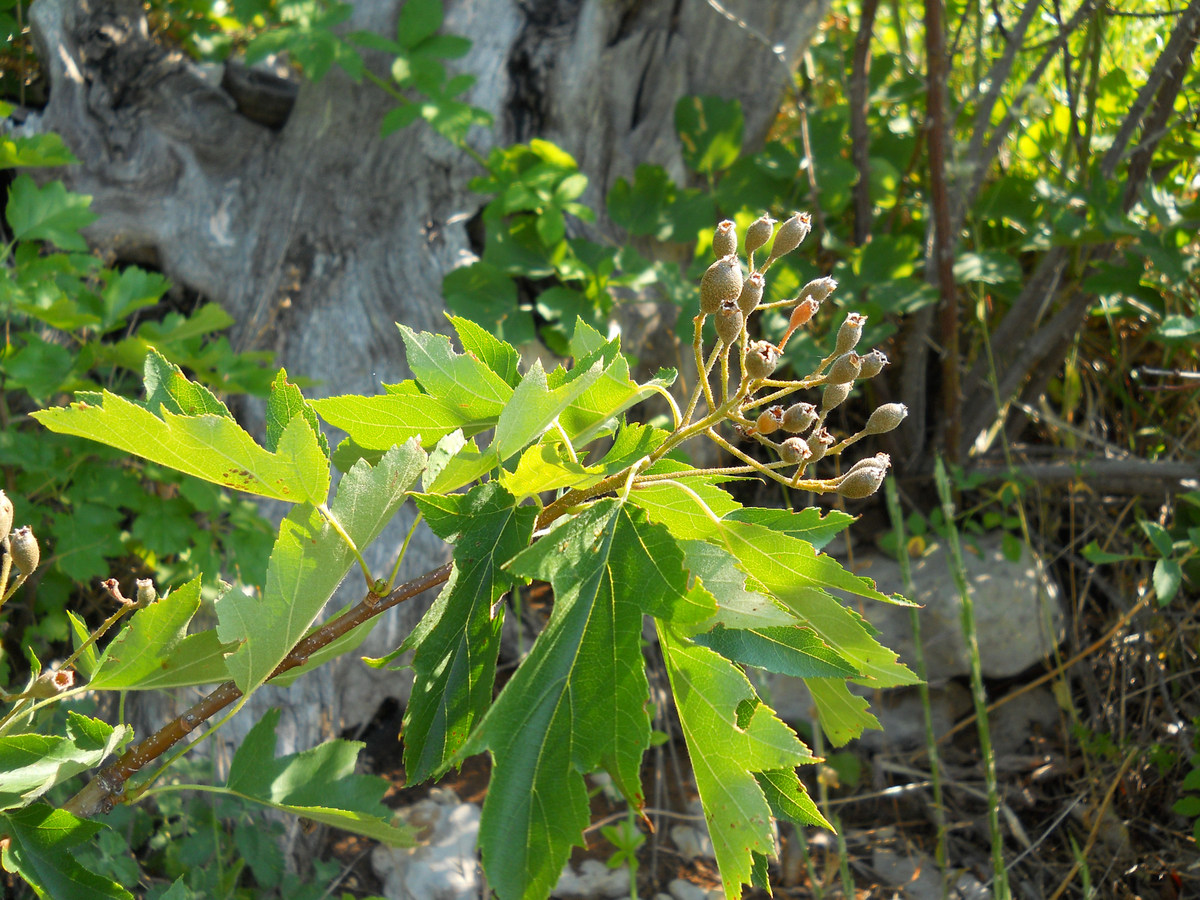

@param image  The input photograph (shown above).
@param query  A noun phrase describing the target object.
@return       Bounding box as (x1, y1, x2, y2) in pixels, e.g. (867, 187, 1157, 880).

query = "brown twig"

(850, 0, 880, 247)
(923, 0, 961, 463)
(64, 562, 453, 818)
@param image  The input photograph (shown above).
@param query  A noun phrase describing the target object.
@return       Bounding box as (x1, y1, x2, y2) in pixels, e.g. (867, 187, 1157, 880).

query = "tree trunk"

(21, 0, 828, 756)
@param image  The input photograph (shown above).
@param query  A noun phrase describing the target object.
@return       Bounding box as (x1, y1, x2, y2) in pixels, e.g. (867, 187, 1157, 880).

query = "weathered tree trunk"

(21, 0, 828, 756)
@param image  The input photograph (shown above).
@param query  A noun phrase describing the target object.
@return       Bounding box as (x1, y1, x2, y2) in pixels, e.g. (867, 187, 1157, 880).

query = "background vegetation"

(2, 0, 1198, 897)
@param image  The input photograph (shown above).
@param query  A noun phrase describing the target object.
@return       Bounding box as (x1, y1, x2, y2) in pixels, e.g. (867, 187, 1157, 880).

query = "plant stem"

(934, 457, 1009, 899)
(62, 562, 452, 818)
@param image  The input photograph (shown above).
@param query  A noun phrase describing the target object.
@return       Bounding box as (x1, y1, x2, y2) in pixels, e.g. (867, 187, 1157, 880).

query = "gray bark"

(20, 0, 828, 756)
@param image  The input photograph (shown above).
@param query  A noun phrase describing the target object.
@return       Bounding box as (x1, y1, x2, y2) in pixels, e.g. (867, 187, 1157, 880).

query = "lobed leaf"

(400, 483, 537, 782)
(216, 442, 424, 693)
(34, 390, 328, 504)
(657, 624, 815, 899)
(462, 500, 707, 900)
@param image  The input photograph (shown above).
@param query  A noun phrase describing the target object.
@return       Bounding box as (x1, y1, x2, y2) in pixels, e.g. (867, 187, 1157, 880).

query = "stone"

(667, 878, 712, 900)
(669, 824, 714, 860)
(371, 788, 481, 900)
(851, 533, 1064, 680)
(552, 858, 631, 898)
(870, 847, 947, 900)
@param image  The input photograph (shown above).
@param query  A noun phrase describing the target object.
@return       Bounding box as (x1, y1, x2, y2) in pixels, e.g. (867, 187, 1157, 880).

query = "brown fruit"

(745, 215, 776, 257)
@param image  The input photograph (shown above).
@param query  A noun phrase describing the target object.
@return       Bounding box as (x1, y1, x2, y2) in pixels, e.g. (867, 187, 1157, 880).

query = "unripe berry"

(28, 668, 75, 699)
(745, 341, 780, 381)
(745, 215, 776, 257)
(136, 578, 157, 607)
(713, 220, 737, 259)
(781, 402, 817, 433)
(833, 313, 867, 356)
(766, 212, 811, 264)
(10, 526, 39, 575)
(836, 453, 891, 499)
(755, 406, 784, 436)
(700, 255, 743, 315)
(779, 437, 811, 465)
(714, 302, 744, 346)
(736, 272, 765, 316)
(863, 402, 908, 435)
(807, 428, 835, 463)
(820, 381, 851, 415)
(0, 490, 12, 544)
(799, 276, 838, 305)
(858, 349, 889, 380)
(824, 352, 863, 385)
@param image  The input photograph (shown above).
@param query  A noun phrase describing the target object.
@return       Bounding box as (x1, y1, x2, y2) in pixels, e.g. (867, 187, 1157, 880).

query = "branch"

(63, 562, 453, 819)
(964, 457, 1200, 494)
(923, 0, 961, 462)
(954, 0, 1098, 234)
(850, 0, 880, 246)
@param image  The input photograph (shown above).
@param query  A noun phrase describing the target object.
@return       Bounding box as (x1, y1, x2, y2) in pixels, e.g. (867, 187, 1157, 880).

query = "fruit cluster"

(686, 214, 906, 498)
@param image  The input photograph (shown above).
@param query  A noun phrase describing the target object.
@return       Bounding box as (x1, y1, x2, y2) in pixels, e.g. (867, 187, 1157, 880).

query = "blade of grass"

(934, 456, 1010, 899)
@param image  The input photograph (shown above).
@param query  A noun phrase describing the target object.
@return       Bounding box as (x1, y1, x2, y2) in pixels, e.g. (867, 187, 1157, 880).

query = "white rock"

(552, 858, 631, 898)
(669, 824, 714, 860)
(667, 878, 710, 900)
(371, 789, 481, 900)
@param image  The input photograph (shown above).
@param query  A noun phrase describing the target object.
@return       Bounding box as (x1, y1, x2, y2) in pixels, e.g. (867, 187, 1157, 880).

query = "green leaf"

(693, 624, 856, 679)
(448, 315, 521, 387)
(723, 507, 854, 552)
(441, 263, 532, 347)
(312, 383, 494, 451)
(491, 357, 605, 461)
(756, 769, 831, 829)
(0, 133, 77, 169)
(381, 101, 422, 135)
(0, 805, 132, 900)
(396, 0, 443, 49)
(1080, 540, 1133, 565)
(1140, 520, 1174, 558)
(265, 368, 330, 458)
(1153, 313, 1200, 345)
(674, 95, 744, 175)
(1153, 558, 1182, 605)
(49, 504, 125, 582)
(556, 327, 677, 445)
(224, 709, 417, 846)
(678, 540, 796, 632)
(88, 578, 235, 690)
(1, 334, 75, 403)
(462, 500, 702, 900)
(657, 624, 815, 898)
(143, 349, 233, 418)
(400, 483, 537, 782)
(498, 437, 605, 500)
(6, 175, 97, 250)
(804, 677, 880, 745)
(952, 251, 1021, 285)
(398, 324, 513, 418)
(627, 471, 744, 540)
(216, 442, 425, 693)
(99, 267, 170, 330)
(0, 714, 132, 810)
